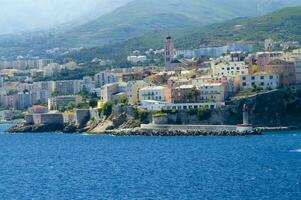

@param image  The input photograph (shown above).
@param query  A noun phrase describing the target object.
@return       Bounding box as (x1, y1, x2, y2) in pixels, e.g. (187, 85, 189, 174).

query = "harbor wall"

(141, 124, 237, 132)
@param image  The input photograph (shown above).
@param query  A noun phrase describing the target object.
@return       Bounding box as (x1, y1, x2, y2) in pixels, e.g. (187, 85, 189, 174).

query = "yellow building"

(126, 80, 152, 105)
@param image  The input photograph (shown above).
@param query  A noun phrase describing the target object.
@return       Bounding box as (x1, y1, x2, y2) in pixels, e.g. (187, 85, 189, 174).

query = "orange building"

(263, 59, 296, 86)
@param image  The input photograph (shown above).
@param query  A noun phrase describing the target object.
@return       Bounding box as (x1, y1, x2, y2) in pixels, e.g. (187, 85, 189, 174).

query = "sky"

(0, 0, 132, 34)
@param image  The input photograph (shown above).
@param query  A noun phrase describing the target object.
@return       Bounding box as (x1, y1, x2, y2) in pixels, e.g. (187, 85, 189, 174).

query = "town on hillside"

(1, 36, 301, 133)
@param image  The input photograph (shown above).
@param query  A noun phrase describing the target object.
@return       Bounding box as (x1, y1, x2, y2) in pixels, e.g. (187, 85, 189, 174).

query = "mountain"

(64, 6, 301, 64)
(61, 0, 301, 47)
(0, 0, 132, 34)
(1, 1, 301, 59)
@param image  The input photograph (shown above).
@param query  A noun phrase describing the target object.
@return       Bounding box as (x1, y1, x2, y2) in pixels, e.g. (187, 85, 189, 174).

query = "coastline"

(6, 123, 301, 136)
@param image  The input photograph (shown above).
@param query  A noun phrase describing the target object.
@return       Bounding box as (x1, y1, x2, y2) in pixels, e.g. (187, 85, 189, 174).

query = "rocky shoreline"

(6, 124, 78, 134)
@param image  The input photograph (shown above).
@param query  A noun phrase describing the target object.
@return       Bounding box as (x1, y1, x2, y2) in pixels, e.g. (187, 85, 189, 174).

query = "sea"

(0, 124, 301, 200)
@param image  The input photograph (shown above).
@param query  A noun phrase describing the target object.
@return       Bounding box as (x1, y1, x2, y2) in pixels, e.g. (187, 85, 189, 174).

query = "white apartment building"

(239, 74, 280, 90)
(127, 55, 147, 64)
(94, 72, 119, 88)
(81, 76, 95, 93)
(54, 80, 81, 95)
(212, 61, 249, 77)
(100, 82, 126, 102)
(192, 76, 237, 96)
(139, 86, 168, 102)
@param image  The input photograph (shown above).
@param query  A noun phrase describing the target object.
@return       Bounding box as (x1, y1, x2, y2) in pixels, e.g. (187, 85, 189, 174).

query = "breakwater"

(90, 128, 262, 136)
(7, 123, 262, 136)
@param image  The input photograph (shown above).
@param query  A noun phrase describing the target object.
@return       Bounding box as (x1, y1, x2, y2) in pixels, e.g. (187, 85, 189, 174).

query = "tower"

(243, 104, 249, 125)
(265, 38, 273, 52)
(164, 35, 174, 71)
(236, 103, 253, 133)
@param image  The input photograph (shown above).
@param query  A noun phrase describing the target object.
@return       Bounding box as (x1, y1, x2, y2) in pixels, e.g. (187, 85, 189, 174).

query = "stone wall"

(75, 110, 91, 127)
(32, 113, 64, 125)
(25, 114, 34, 125)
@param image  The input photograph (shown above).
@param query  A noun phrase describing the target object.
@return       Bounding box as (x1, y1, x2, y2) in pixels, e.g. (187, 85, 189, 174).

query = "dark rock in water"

(62, 124, 77, 133)
(6, 124, 64, 133)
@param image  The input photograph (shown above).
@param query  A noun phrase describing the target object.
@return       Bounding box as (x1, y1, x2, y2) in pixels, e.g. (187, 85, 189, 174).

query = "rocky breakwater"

(91, 128, 263, 136)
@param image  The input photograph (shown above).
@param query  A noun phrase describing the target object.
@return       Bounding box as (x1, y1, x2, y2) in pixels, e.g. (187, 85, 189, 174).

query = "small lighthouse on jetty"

(236, 104, 253, 132)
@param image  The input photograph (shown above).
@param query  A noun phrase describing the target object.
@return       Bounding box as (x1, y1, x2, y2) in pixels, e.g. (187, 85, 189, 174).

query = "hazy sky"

(0, 0, 132, 34)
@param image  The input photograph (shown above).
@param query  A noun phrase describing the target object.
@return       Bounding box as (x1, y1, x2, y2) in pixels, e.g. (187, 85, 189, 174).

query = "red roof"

(31, 105, 48, 109)
(146, 75, 161, 79)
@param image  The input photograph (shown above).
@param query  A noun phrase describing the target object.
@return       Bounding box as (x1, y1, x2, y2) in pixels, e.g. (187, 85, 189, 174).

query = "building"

(256, 51, 284, 70)
(171, 85, 200, 103)
(164, 36, 174, 71)
(176, 43, 253, 58)
(294, 59, 301, 84)
(239, 74, 280, 90)
(264, 38, 274, 52)
(127, 56, 147, 64)
(0, 110, 22, 121)
(263, 59, 296, 86)
(26, 112, 64, 126)
(48, 95, 82, 110)
(212, 61, 249, 77)
(100, 83, 118, 102)
(121, 72, 144, 82)
(139, 86, 168, 102)
(81, 76, 95, 93)
(94, 72, 118, 88)
(126, 80, 152, 105)
(199, 83, 226, 103)
(144, 74, 165, 85)
(54, 80, 81, 95)
(139, 100, 225, 111)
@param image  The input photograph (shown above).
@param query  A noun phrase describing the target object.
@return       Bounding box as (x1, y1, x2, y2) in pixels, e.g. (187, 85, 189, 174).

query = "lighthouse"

(236, 103, 253, 132)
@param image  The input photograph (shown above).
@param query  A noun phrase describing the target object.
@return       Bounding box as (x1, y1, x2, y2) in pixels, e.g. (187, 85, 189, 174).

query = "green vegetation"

(153, 111, 168, 118)
(62, 6, 301, 66)
(115, 95, 128, 105)
(197, 108, 212, 121)
(102, 101, 114, 118)
(134, 109, 150, 124)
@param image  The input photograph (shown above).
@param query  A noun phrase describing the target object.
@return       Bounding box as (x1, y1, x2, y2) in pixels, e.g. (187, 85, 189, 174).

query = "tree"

(103, 101, 113, 117)
(89, 98, 98, 108)
(117, 95, 128, 104)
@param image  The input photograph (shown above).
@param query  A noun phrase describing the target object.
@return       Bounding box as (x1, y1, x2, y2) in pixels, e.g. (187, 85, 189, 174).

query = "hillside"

(63, 6, 301, 65)
(61, 0, 301, 47)
(1, 1, 301, 60)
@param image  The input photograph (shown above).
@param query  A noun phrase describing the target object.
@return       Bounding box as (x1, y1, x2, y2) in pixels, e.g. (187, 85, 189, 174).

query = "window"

(260, 76, 264, 80)
(242, 76, 246, 80)
(251, 76, 255, 80)
(242, 82, 247, 86)
(261, 82, 264, 86)
(270, 76, 274, 79)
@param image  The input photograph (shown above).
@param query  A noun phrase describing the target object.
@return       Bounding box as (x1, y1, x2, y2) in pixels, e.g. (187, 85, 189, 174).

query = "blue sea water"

(1, 124, 301, 200)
